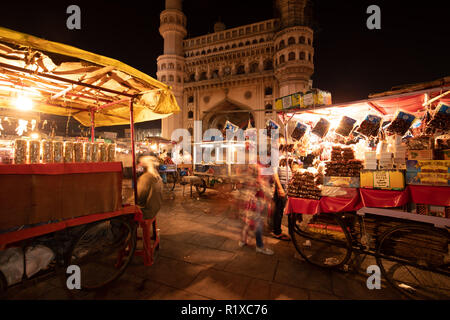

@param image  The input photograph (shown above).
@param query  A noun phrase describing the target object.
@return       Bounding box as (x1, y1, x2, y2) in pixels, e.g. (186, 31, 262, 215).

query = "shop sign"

(373, 171, 390, 188)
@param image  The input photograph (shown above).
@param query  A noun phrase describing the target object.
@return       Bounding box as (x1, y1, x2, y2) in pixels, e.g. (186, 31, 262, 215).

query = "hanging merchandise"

(15, 119, 28, 136)
(291, 122, 308, 141)
(224, 120, 239, 133)
(385, 110, 416, 136)
(311, 118, 330, 139)
(335, 116, 357, 137)
(425, 103, 450, 134)
(266, 119, 280, 138)
(356, 114, 382, 138)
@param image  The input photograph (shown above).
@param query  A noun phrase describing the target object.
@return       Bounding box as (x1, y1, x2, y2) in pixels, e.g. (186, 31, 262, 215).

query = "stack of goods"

(14, 139, 27, 164)
(406, 136, 433, 160)
(356, 115, 382, 138)
(74, 142, 84, 163)
(335, 116, 357, 137)
(364, 152, 377, 170)
(287, 170, 321, 200)
(29, 141, 40, 164)
(11, 139, 116, 164)
(42, 140, 53, 163)
(279, 144, 295, 153)
(325, 146, 363, 177)
(53, 141, 64, 163)
(391, 135, 407, 169)
(386, 111, 416, 136)
(378, 152, 393, 169)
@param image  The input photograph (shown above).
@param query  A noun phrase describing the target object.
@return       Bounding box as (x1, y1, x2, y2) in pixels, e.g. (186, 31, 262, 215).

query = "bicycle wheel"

(65, 216, 137, 291)
(376, 224, 450, 300)
(289, 212, 352, 268)
(195, 179, 207, 195)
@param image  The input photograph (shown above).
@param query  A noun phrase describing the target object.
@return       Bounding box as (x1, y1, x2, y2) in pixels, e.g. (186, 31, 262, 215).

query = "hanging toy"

(16, 119, 29, 136)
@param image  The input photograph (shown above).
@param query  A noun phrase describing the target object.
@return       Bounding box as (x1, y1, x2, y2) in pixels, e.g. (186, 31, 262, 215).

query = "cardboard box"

(407, 149, 433, 160)
(406, 160, 450, 186)
(323, 176, 360, 188)
(360, 170, 405, 190)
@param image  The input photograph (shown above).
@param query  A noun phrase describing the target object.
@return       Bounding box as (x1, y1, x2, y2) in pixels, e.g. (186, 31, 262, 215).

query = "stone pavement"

(5, 185, 404, 300)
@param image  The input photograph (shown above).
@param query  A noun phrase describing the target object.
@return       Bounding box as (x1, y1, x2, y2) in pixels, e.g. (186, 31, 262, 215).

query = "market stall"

(0, 27, 179, 292)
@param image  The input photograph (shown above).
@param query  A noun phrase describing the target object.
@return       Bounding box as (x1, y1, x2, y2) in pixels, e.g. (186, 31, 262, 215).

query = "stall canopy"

(0, 27, 180, 127)
(285, 78, 450, 123)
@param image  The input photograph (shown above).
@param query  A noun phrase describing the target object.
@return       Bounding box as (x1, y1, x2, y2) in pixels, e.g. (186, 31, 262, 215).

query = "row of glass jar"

(14, 140, 116, 164)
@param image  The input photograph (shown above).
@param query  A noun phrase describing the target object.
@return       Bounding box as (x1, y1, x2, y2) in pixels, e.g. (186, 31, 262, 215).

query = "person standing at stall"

(271, 135, 291, 241)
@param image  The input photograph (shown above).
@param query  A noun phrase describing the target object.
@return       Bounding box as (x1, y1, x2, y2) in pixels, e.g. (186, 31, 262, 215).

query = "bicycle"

(288, 207, 450, 299)
(0, 214, 137, 297)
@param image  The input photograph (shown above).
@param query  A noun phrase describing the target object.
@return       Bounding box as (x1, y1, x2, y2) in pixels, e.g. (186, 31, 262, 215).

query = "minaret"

(157, 0, 187, 139)
(273, 0, 314, 97)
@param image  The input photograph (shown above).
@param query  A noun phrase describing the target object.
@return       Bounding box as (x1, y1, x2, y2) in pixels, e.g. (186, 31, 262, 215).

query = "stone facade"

(157, 0, 314, 139)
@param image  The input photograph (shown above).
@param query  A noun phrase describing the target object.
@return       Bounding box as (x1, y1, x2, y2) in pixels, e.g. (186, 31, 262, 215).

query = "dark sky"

(0, 0, 449, 104)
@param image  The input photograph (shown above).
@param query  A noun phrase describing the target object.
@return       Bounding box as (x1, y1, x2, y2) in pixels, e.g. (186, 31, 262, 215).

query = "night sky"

(0, 0, 448, 104)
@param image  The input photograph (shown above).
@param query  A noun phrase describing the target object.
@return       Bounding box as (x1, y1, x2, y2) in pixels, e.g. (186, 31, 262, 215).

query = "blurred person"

(239, 159, 274, 255)
(136, 154, 163, 220)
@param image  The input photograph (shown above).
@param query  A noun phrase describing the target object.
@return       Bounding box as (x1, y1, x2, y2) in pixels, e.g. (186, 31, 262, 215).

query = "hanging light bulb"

(14, 95, 33, 111)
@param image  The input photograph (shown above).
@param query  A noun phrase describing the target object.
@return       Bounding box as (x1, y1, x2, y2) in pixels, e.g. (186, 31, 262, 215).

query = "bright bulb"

(30, 133, 40, 140)
(15, 95, 33, 111)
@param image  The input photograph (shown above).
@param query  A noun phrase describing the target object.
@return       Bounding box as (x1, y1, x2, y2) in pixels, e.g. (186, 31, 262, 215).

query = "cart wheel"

(195, 179, 207, 195)
(376, 224, 450, 300)
(288, 212, 352, 269)
(64, 216, 137, 291)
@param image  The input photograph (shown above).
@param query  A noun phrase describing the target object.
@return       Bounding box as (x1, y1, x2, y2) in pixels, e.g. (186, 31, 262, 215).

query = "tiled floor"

(3, 186, 405, 300)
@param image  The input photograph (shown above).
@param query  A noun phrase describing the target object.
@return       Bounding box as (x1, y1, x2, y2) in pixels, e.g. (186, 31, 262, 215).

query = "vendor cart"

(192, 140, 245, 194)
(278, 83, 450, 299)
(0, 27, 180, 294)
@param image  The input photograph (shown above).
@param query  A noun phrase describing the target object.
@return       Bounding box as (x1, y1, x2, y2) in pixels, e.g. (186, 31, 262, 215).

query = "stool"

(134, 217, 159, 266)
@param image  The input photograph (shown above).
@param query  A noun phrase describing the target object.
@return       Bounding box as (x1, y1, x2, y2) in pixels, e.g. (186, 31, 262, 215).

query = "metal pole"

(90, 110, 95, 142)
(129, 98, 138, 205)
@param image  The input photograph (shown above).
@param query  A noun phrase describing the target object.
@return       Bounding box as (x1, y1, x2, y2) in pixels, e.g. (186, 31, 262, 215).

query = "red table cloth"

(286, 191, 361, 215)
(286, 197, 320, 215)
(0, 162, 123, 175)
(359, 188, 409, 208)
(408, 185, 450, 206)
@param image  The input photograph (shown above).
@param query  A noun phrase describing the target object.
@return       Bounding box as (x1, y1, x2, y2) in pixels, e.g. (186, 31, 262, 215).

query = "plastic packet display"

(291, 122, 308, 141)
(224, 120, 239, 133)
(107, 143, 116, 162)
(386, 111, 416, 136)
(42, 140, 53, 163)
(356, 114, 382, 137)
(92, 143, 99, 162)
(99, 143, 107, 162)
(74, 142, 84, 162)
(14, 139, 27, 164)
(335, 116, 357, 137)
(311, 118, 330, 139)
(64, 142, 74, 163)
(84, 142, 93, 162)
(426, 103, 450, 134)
(53, 141, 63, 163)
(266, 119, 280, 137)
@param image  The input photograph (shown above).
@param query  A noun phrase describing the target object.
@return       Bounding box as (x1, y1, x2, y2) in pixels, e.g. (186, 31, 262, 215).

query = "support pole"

(129, 98, 138, 205)
(90, 110, 95, 142)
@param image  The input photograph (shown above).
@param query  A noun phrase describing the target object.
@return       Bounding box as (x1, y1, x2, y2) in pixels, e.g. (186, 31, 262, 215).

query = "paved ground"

(5, 185, 404, 300)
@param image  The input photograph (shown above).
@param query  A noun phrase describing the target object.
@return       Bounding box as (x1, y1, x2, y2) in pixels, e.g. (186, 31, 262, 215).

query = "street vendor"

(136, 154, 163, 220)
